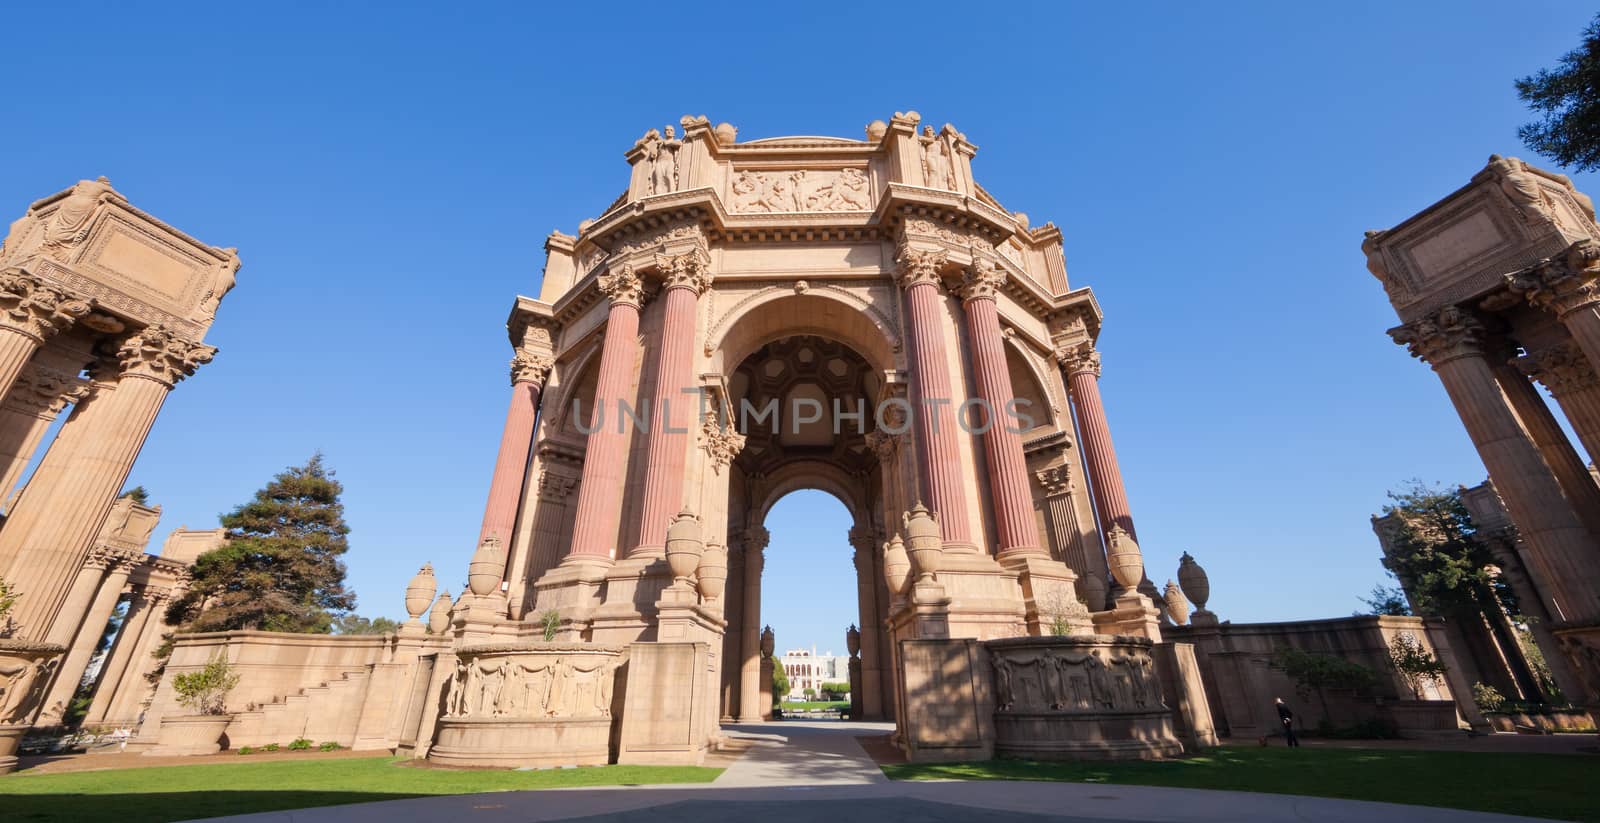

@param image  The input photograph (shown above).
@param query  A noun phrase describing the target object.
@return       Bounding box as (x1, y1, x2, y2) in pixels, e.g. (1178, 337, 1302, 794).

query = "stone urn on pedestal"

(1162, 580, 1190, 626)
(402, 563, 437, 633)
(903, 504, 946, 606)
(149, 655, 239, 756)
(0, 639, 66, 775)
(1105, 525, 1144, 595)
(696, 542, 727, 605)
(428, 591, 454, 634)
(882, 534, 911, 607)
(665, 510, 705, 604)
(467, 538, 505, 600)
(1177, 552, 1216, 624)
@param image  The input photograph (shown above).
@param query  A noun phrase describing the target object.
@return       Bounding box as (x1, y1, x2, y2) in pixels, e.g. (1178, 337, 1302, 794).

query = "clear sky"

(2, 2, 1594, 652)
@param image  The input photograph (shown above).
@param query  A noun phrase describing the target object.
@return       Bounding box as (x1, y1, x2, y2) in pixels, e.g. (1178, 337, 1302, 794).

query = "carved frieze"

(989, 639, 1165, 714)
(444, 653, 620, 720)
(0, 647, 63, 725)
(728, 168, 872, 214)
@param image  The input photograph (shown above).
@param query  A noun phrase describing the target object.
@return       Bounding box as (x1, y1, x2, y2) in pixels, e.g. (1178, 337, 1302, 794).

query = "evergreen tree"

(167, 454, 356, 633)
(1517, 14, 1600, 171)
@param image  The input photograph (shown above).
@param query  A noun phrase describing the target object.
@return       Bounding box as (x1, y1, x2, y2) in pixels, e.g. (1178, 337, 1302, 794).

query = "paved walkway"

(204, 721, 1553, 823)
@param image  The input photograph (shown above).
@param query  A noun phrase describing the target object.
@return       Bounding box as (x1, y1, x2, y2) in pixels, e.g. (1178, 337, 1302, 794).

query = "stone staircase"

(226, 668, 372, 749)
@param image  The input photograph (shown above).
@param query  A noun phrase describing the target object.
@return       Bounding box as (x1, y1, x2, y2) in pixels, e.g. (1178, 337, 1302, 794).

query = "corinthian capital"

(957, 258, 1006, 304)
(895, 245, 947, 290)
(0, 269, 91, 343)
(745, 524, 771, 554)
(1035, 465, 1073, 496)
(597, 265, 647, 309)
(1390, 306, 1485, 367)
(1518, 341, 1599, 396)
(3, 364, 91, 416)
(655, 247, 713, 295)
(510, 351, 553, 386)
(1054, 341, 1101, 377)
(699, 411, 745, 474)
(115, 325, 216, 387)
(1506, 239, 1600, 318)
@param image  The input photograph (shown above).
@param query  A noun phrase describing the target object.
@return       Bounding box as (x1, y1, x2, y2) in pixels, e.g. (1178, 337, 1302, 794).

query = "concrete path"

(201, 721, 1555, 823)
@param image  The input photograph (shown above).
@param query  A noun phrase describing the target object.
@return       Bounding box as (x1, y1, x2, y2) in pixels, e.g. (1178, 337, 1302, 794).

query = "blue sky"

(2, 2, 1593, 652)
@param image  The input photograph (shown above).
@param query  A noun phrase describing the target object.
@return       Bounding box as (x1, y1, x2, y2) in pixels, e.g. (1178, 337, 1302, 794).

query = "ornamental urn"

(428, 591, 454, 634)
(1163, 579, 1191, 626)
(1078, 572, 1109, 613)
(903, 504, 943, 583)
(882, 535, 911, 597)
(1105, 525, 1145, 591)
(1177, 551, 1210, 611)
(846, 624, 861, 659)
(760, 625, 775, 659)
(467, 537, 505, 597)
(665, 509, 705, 584)
(697, 542, 727, 601)
(404, 563, 438, 620)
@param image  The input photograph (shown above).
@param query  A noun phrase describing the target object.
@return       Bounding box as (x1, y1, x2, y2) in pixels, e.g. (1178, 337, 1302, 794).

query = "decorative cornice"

(894, 245, 947, 290)
(115, 325, 216, 387)
(597, 265, 647, 309)
(1518, 341, 1600, 396)
(0, 268, 91, 343)
(510, 351, 553, 386)
(655, 247, 713, 296)
(957, 258, 1006, 304)
(1054, 341, 1101, 378)
(1389, 306, 1486, 367)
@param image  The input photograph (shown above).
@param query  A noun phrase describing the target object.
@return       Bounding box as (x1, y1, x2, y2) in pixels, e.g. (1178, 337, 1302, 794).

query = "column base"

(1093, 591, 1164, 642)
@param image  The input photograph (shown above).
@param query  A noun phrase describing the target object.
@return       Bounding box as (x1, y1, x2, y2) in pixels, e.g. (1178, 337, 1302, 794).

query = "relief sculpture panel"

(729, 168, 872, 214)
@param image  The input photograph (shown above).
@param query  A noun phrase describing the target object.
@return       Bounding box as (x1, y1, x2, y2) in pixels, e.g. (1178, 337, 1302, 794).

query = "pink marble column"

(895, 247, 974, 550)
(476, 353, 549, 547)
(1393, 308, 1600, 625)
(1057, 342, 1136, 539)
(564, 268, 646, 563)
(959, 261, 1041, 556)
(633, 250, 711, 558)
(0, 327, 212, 641)
(0, 270, 90, 399)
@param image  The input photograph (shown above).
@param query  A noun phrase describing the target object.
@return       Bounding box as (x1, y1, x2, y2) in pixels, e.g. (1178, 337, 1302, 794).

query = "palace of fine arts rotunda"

(1, 113, 1539, 771)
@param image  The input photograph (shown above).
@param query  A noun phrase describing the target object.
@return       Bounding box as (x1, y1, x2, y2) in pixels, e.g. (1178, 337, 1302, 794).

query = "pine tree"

(1517, 14, 1600, 171)
(167, 454, 356, 633)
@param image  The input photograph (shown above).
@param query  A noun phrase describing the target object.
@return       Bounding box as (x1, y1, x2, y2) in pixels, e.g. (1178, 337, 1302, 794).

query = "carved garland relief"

(990, 648, 1162, 714)
(444, 655, 619, 720)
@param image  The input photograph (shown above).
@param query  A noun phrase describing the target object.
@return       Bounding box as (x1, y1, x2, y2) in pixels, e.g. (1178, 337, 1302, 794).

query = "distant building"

(778, 646, 848, 699)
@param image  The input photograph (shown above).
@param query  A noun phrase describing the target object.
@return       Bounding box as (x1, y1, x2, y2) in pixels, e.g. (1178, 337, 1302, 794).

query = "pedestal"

(1094, 591, 1164, 641)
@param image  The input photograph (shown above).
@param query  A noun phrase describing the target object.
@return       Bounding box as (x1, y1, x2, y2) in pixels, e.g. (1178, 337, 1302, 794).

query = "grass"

(779, 700, 849, 711)
(882, 745, 1600, 822)
(0, 756, 720, 823)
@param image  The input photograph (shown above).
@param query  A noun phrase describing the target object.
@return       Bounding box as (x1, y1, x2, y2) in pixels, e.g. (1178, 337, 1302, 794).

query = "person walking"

(1275, 697, 1299, 747)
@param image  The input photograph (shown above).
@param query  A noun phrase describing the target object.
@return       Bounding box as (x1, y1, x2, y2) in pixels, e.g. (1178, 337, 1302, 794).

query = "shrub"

(264, 743, 280, 751)
(171, 655, 240, 715)
(1271, 647, 1381, 718)
(287, 738, 312, 751)
(237, 746, 255, 755)
(1388, 633, 1448, 699)
(1472, 681, 1507, 713)
(540, 609, 561, 642)
(318, 741, 341, 752)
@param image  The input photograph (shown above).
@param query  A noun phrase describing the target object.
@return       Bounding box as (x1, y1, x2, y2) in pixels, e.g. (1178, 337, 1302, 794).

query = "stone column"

(633, 250, 711, 558)
(1393, 308, 1600, 625)
(1519, 341, 1600, 467)
(0, 327, 213, 640)
(958, 260, 1041, 557)
(848, 526, 883, 719)
(1509, 242, 1600, 379)
(1491, 354, 1600, 542)
(477, 353, 550, 547)
(36, 551, 136, 726)
(1056, 341, 1136, 540)
(564, 268, 646, 565)
(737, 526, 769, 721)
(107, 585, 177, 727)
(895, 246, 974, 551)
(0, 365, 90, 507)
(0, 270, 90, 398)
(84, 585, 158, 725)
(1037, 464, 1110, 610)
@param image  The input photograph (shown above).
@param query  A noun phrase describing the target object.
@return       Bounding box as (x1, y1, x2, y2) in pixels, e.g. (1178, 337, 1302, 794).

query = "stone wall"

(1169, 615, 1474, 738)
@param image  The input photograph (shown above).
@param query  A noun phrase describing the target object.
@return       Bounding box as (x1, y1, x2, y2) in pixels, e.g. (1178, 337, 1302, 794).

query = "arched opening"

(762, 489, 856, 716)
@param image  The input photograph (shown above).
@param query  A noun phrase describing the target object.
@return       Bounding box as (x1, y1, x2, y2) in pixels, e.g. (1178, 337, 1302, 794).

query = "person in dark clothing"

(1275, 697, 1299, 747)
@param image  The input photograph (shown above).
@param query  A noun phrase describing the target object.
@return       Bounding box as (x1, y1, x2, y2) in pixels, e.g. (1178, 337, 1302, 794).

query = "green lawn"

(883, 746, 1600, 822)
(0, 756, 720, 823)
(780, 700, 849, 711)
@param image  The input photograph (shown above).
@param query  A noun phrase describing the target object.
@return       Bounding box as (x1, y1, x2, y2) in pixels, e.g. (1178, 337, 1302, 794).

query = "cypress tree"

(168, 454, 356, 633)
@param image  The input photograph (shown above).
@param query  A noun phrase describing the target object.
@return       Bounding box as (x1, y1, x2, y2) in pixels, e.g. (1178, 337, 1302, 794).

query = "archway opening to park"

(718, 322, 895, 723)
(761, 489, 857, 716)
